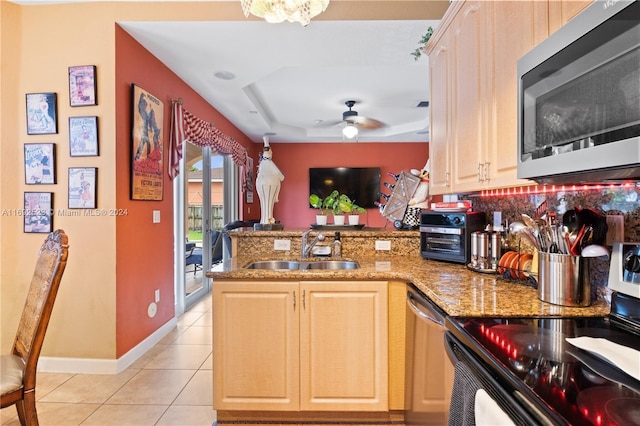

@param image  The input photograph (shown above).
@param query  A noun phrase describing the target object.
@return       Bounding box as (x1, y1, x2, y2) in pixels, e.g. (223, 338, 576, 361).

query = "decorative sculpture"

(255, 135, 285, 230)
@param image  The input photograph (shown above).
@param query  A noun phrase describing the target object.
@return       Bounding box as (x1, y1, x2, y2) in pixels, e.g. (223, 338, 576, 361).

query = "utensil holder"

(537, 252, 591, 307)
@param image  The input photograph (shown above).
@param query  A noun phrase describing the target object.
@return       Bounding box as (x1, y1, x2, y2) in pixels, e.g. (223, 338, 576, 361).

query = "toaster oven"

(420, 211, 486, 264)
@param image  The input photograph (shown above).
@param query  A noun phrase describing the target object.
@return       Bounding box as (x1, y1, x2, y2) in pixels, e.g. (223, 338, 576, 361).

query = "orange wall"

(115, 27, 256, 356)
(269, 142, 429, 228)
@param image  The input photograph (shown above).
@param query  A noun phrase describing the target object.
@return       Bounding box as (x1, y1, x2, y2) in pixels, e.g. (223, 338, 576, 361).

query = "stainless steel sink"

(243, 260, 360, 271)
(244, 260, 301, 270)
(304, 260, 360, 270)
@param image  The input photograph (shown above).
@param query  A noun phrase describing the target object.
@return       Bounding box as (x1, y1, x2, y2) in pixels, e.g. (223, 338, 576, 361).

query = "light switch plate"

(152, 210, 160, 223)
(375, 240, 391, 251)
(274, 239, 291, 251)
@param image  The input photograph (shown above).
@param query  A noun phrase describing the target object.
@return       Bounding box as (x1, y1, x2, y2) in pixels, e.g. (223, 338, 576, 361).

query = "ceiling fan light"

(343, 124, 358, 139)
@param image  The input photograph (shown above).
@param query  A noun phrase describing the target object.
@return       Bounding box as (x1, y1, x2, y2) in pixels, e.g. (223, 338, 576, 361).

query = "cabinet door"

(427, 32, 452, 195)
(486, 1, 548, 189)
(450, 1, 489, 192)
(213, 281, 299, 411)
(299, 281, 388, 411)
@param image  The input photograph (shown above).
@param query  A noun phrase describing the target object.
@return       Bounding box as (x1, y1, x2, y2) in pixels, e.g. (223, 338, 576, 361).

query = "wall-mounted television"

(309, 167, 381, 209)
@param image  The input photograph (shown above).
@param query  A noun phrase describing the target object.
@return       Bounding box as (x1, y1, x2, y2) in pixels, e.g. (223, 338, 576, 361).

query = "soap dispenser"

(333, 232, 342, 258)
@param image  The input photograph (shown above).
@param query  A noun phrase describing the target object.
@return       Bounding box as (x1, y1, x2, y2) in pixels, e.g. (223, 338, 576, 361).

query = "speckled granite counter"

(206, 253, 611, 318)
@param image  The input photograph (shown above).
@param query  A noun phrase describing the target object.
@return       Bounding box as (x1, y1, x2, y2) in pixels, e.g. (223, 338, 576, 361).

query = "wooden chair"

(1, 229, 69, 426)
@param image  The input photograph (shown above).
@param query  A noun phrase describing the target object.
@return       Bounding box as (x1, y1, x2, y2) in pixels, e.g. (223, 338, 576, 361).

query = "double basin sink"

(245, 260, 360, 271)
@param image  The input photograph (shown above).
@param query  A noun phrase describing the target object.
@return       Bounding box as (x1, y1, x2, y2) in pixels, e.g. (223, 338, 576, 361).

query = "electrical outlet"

(274, 239, 291, 251)
(606, 215, 624, 245)
(375, 240, 391, 251)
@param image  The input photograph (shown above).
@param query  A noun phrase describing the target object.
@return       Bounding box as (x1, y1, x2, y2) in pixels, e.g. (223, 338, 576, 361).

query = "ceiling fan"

(341, 100, 384, 130)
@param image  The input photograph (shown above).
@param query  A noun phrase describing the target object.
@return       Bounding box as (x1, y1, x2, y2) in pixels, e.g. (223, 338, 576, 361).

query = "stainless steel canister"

(477, 232, 489, 270)
(490, 232, 501, 271)
(470, 231, 479, 268)
(537, 252, 591, 307)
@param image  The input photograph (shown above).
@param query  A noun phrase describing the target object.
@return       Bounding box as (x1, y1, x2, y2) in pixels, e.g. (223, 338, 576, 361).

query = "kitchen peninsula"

(207, 229, 611, 424)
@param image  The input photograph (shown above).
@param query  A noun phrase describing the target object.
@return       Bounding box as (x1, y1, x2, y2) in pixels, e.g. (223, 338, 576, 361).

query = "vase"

(333, 215, 346, 225)
(316, 214, 327, 226)
(348, 214, 360, 225)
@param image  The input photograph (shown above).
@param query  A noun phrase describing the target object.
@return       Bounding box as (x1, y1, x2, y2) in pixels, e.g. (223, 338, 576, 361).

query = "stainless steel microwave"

(517, 0, 640, 184)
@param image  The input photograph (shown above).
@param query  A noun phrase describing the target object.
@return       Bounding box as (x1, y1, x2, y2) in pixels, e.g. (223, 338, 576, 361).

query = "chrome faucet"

(301, 229, 325, 258)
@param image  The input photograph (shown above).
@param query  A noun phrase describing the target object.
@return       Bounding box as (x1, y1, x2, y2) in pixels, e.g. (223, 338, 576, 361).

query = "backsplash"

(465, 185, 640, 291)
(466, 185, 640, 242)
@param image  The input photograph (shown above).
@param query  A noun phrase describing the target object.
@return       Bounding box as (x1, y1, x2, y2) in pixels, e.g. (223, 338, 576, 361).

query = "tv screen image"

(309, 167, 381, 209)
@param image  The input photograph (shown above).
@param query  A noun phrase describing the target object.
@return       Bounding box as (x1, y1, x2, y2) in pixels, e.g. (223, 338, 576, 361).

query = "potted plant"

(309, 193, 328, 225)
(335, 194, 366, 225)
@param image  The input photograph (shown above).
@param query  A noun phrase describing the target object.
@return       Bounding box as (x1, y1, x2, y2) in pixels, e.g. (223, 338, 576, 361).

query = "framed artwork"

(69, 116, 99, 156)
(24, 143, 56, 184)
(69, 65, 97, 107)
(68, 167, 97, 209)
(26, 92, 57, 135)
(24, 192, 53, 233)
(130, 84, 164, 201)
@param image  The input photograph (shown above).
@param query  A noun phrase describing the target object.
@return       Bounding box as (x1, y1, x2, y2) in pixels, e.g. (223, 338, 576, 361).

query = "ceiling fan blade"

(348, 116, 384, 129)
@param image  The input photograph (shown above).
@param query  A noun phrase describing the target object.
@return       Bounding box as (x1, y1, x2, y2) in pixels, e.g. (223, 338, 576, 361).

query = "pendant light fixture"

(241, 0, 330, 26)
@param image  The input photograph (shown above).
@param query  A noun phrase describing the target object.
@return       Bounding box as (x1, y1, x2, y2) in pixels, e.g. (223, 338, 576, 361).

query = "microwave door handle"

(407, 292, 445, 327)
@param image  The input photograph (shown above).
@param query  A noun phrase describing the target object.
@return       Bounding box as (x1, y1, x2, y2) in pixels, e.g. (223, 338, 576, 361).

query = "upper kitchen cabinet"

(548, 0, 594, 34)
(426, 0, 586, 195)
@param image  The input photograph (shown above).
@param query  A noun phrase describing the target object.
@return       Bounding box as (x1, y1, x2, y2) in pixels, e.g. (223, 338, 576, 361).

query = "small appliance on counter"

(420, 211, 486, 264)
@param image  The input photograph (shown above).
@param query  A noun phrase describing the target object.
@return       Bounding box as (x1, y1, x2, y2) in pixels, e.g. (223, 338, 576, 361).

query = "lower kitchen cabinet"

(213, 280, 389, 414)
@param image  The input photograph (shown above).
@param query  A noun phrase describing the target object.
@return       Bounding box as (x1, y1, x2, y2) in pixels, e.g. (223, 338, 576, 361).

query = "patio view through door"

(184, 143, 224, 309)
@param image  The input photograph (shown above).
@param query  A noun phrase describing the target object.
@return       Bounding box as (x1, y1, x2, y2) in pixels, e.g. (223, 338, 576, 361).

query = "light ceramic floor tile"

(106, 369, 195, 405)
(144, 344, 211, 370)
(1, 407, 18, 425)
(156, 405, 216, 426)
(173, 370, 213, 406)
(39, 369, 138, 403)
(127, 343, 172, 369)
(192, 311, 212, 327)
(177, 311, 206, 327)
(156, 326, 190, 346)
(200, 353, 213, 370)
(34, 402, 99, 426)
(81, 404, 167, 426)
(173, 326, 212, 345)
(34, 372, 75, 399)
(188, 295, 212, 313)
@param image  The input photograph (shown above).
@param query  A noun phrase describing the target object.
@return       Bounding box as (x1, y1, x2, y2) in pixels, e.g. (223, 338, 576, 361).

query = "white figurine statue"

(256, 135, 285, 225)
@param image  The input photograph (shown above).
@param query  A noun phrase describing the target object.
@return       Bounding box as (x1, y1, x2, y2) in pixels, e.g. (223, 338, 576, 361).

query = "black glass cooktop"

(447, 297, 640, 425)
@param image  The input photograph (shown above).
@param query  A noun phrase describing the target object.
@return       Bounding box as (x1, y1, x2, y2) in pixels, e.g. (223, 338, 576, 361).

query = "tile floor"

(1, 292, 215, 426)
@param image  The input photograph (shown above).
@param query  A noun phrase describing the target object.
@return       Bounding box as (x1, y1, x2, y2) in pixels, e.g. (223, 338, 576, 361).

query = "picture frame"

(24, 192, 53, 234)
(130, 84, 164, 201)
(68, 167, 97, 209)
(26, 92, 57, 135)
(24, 143, 56, 185)
(69, 116, 99, 157)
(69, 65, 97, 107)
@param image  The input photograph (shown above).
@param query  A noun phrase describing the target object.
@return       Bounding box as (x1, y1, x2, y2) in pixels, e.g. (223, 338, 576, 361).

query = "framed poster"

(26, 92, 57, 135)
(69, 65, 97, 106)
(24, 143, 56, 184)
(24, 192, 53, 233)
(69, 116, 99, 157)
(131, 84, 164, 201)
(68, 167, 97, 209)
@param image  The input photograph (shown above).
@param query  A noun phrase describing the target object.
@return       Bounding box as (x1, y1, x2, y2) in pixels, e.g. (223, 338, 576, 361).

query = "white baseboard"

(38, 317, 178, 374)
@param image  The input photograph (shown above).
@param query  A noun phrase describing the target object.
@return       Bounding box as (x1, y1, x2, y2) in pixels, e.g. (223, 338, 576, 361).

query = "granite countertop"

(206, 254, 611, 318)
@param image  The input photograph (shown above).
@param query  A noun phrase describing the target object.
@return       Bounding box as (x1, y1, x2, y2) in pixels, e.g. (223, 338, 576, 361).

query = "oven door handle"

(407, 291, 445, 327)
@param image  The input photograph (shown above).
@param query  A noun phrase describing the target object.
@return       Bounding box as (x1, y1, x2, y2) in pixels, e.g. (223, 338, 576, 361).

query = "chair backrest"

(13, 229, 69, 391)
(211, 230, 222, 262)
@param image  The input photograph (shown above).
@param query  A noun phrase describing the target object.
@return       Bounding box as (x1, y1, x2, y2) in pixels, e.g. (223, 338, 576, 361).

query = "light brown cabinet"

(426, 0, 591, 195)
(213, 280, 389, 413)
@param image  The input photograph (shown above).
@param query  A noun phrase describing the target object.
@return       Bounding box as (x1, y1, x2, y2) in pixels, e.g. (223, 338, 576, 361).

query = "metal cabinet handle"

(293, 290, 296, 310)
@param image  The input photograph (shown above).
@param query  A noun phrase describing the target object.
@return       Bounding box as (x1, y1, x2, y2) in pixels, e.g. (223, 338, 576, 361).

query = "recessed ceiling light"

(214, 70, 236, 80)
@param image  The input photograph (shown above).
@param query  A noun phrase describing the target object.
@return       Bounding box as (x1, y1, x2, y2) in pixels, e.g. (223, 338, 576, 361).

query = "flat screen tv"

(309, 167, 381, 209)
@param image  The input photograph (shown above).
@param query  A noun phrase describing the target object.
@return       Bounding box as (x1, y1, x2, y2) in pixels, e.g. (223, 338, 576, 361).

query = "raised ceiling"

(11, 0, 450, 144)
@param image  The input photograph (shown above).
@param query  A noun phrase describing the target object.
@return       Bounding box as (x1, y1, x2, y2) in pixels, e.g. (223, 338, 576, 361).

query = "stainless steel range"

(444, 242, 640, 425)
